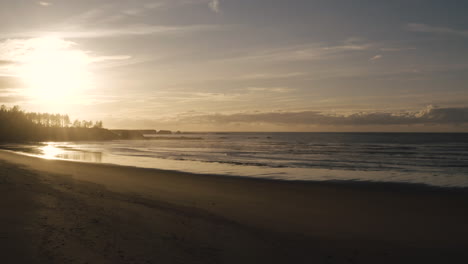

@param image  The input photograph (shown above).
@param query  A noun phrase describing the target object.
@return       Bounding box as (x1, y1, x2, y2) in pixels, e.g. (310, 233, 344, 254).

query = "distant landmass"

(0, 105, 193, 142)
(110, 130, 200, 140)
(111, 130, 156, 139)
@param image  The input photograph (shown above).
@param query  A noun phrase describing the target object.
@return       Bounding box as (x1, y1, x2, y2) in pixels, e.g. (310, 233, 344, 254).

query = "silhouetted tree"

(93, 121, 103, 128)
(0, 105, 111, 142)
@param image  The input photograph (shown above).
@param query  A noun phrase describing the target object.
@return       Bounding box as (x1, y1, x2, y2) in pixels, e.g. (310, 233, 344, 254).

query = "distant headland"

(0, 105, 195, 142)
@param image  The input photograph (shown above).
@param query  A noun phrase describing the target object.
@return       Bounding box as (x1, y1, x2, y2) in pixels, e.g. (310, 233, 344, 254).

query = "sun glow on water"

(40, 144, 63, 159)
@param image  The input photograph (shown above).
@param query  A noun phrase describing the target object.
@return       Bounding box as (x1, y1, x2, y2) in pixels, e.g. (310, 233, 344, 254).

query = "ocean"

(3, 132, 468, 188)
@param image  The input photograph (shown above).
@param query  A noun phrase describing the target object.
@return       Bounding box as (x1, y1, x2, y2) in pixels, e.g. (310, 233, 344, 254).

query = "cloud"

(0, 76, 25, 103)
(1, 1, 226, 40)
(380, 47, 416, 52)
(0, 37, 132, 77)
(55, 0, 221, 27)
(144, 3, 164, 9)
(209, 0, 221, 13)
(89, 55, 133, 63)
(0, 76, 22, 90)
(0, 95, 26, 103)
(370, 54, 383, 62)
(0, 60, 14, 66)
(226, 41, 373, 62)
(4, 24, 222, 39)
(156, 92, 243, 103)
(38, 1, 52, 7)
(238, 72, 307, 80)
(407, 23, 468, 37)
(246, 87, 294, 93)
(175, 106, 468, 126)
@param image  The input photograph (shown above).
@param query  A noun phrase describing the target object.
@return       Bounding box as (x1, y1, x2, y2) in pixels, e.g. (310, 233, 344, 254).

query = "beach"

(1, 150, 468, 263)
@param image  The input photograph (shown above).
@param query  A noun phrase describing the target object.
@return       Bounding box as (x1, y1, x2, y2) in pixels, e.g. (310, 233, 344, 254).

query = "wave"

(3, 132, 468, 187)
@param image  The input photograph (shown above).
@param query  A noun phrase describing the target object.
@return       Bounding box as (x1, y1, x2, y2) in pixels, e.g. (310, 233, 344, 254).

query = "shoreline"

(1, 149, 468, 263)
(3, 148, 468, 191)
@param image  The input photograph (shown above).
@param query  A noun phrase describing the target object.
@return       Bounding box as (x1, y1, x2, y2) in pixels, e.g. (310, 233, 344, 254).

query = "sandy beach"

(1, 150, 468, 263)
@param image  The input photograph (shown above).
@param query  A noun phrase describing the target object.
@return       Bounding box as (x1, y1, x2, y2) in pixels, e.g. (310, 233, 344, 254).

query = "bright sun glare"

(40, 144, 62, 159)
(16, 37, 93, 102)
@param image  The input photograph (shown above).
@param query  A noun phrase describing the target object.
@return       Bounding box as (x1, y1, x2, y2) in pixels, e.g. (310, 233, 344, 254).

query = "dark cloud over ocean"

(179, 106, 468, 126)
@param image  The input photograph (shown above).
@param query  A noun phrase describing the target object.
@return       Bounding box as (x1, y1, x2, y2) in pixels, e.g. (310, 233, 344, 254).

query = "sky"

(0, 0, 467, 131)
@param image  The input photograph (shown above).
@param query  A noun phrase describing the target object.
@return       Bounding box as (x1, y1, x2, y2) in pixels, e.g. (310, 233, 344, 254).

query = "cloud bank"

(177, 106, 468, 126)
(407, 23, 468, 37)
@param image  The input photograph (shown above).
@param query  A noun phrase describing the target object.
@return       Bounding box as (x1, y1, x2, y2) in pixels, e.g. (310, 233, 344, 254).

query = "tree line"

(0, 105, 116, 142)
(1, 105, 103, 128)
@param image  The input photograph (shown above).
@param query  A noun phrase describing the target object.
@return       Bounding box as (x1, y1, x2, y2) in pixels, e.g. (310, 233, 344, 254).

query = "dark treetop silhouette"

(0, 105, 118, 142)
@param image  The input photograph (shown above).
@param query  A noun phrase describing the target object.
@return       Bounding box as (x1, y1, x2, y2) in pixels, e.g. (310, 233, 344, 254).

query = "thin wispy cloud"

(62, 1, 218, 26)
(144, 2, 164, 9)
(0, 37, 131, 77)
(380, 47, 416, 52)
(14, 1, 225, 40)
(2, 24, 223, 39)
(239, 72, 307, 80)
(370, 54, 383, 62)
(38, 1, 52, 7)
(247, 87, 294, 93)
(0, 60, 14, 66)
(0, 95, 26, 103)
(0, 76, 22, 90)
(407, 23, 468, 37)
(209, 0, 221, 13)
(223, 41, 373, 63)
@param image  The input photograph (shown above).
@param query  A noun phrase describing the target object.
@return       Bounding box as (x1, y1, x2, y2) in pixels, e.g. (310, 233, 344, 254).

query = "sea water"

(3, 133, 468, 188)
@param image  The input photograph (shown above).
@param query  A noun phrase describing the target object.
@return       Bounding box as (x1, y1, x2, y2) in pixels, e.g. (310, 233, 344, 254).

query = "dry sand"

(1, 149, 468, 263)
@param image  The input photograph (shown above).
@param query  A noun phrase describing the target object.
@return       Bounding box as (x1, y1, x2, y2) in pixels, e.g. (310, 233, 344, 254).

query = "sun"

(16, 37, 93, 102)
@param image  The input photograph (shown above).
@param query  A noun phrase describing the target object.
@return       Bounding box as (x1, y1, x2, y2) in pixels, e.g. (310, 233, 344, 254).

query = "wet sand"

(1, 149, 468, 263)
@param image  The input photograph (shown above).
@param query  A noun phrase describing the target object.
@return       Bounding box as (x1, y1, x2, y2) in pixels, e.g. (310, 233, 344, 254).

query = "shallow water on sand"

(3, 132, 468, 188)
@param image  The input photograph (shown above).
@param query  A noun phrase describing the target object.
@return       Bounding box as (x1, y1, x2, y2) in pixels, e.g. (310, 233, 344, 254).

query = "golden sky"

(0, 0, 467, 131)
